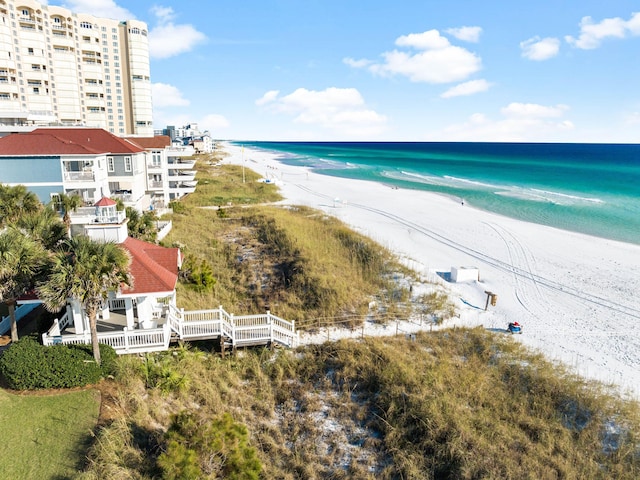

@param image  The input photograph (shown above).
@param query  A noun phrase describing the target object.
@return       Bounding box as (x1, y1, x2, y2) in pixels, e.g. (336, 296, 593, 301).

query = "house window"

(107, 156, 114, 172)
(124, 156, 131, 172)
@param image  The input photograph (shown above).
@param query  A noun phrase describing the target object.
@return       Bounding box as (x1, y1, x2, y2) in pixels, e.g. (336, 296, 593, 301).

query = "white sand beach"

(221, 142, 640, 399)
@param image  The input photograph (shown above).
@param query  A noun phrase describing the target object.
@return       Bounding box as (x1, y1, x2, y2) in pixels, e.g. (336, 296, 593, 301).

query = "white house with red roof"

(0, 127, 199, 212)
(45, 196, 181, 347)
(39, 196, 298, 354)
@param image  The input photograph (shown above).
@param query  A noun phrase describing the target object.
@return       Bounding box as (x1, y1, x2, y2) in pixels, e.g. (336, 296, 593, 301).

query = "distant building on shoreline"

(156, 122, 214, 153)
(0, 0, 152, 136)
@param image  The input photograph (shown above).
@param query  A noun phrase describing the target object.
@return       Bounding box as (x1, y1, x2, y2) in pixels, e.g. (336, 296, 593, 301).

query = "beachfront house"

(124, 135, 197, 209)
(0, 127, 197, 213)
(0, 128, 150, 210)
(39, 197, 298, 353)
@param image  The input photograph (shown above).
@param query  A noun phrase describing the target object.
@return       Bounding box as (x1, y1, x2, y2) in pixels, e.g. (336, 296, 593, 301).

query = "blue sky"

(48, 1, 640, 142)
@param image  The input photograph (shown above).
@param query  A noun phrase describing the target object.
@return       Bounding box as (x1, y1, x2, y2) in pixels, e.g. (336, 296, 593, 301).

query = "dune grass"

(180, 154, 282, 208)
(162, 156, 423, 326)
(77, 329, 640, 479)
(0, 388, 100, 478)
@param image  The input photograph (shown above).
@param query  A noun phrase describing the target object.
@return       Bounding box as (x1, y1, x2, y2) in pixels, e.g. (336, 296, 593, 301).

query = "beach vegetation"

(74, 328, 640, 479)
(125, 206, 158, 242)
(181, 153, 282, 208)
(0, 335, 117, 389)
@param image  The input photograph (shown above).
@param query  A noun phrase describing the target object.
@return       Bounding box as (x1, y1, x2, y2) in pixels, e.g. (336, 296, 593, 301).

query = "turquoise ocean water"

(238, 142, 640, 246)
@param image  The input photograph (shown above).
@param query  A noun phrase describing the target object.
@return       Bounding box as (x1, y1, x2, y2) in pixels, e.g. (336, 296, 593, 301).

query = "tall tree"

(17, 206, 67, 251)
(0, 184, 42, 227)
(53, 192, 83, 237)
(126, 206, 158, 242)
(37, 236, 132, 365)
(0, 228, 48, 342)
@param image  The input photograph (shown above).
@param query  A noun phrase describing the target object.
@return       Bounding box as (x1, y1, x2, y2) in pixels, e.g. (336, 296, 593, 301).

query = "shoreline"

(219, 141, 640, 399)
(234, 142, 640, 247)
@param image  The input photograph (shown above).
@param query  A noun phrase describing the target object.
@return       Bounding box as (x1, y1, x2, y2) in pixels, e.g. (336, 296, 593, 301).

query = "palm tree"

(0, 184, 42, 227)
(126, 206, 158, 242)
(16, 205, 67, 251)
(53, 192, 83, 237)
(0, 228, 48, 342)
(37, 236, 132, 365)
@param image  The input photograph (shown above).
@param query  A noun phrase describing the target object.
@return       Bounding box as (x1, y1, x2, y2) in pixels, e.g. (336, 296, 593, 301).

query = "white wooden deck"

(41, 305, 298, 355)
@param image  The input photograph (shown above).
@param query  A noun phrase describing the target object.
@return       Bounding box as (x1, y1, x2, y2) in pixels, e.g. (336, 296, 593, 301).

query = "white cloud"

(441, 79, 492, 98)
(343, 57, 373, 68)
(150, 5, 175, 23)
(51, 0, 134, 20)
(255, 87, 387, 138)
(426, 102, 573, 142)
(520, 36, 560, 60)
(347, 29, 481, 84)
(395, 30, 451, 49)
(565, 12, 640, 49)
(148, 6, 206, 59)
(152, 83, 190, 107)
(255, 90, 280, 106)
(501, 102, 568, 118)
(445, 26, 482, 43)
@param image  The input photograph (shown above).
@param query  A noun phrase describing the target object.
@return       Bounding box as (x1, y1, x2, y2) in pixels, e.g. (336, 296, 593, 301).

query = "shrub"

(0, 336, 50, 389)
(158, 411, 262, 479)
(179, 254, 216, 292)
(0, 336, 116, 390)
(169, 201, 187, 214)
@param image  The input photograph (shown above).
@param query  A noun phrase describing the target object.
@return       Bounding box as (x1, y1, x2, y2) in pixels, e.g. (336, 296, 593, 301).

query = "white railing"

(167, 159, 196, 168)
(64, 171, 95, 181)
(58, 311, 72, 331)
(107, 297, 136, 310)
(43, 304, 297, 354)
(42, 324, 171, 354)
(167, 306, 297, 348)
(156, 220, 172, 241)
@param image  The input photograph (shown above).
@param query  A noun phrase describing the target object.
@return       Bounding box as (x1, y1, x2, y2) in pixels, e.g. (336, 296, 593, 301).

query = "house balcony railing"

(94, 211, 126, 224)
(167, 159, 196, 169)
(168, 171, 195, 181)
(166, 146, 195, 157)
(64, 171, 95, 182)
(168, 182, 197, 194)
(71, 208, 126, 225)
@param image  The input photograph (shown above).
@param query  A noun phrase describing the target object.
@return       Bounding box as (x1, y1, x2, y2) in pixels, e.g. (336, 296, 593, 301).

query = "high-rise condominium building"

(0, 0, 153, 135)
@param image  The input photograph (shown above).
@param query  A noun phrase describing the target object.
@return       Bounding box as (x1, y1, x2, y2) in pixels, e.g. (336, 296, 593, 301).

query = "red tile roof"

(0, 132, 104, 155)
(0, 128, 145, 156)
(125, 135, 171, 149)
(121, 237, 181, 295)
(95, 197, 117, 207)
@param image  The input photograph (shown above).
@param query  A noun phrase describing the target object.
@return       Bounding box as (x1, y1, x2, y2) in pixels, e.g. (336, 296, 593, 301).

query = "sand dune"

(222, 142, 640, 398)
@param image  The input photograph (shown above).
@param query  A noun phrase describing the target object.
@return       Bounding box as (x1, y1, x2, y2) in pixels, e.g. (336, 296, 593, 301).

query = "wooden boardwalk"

(41, 305, 298, 355)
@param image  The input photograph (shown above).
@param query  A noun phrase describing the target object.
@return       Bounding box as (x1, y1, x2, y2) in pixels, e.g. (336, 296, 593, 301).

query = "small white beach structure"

(451, 266, 479, 283)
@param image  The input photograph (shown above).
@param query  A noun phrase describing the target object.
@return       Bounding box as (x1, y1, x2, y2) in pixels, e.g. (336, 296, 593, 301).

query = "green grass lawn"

(0, 388, 100, 479)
